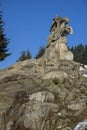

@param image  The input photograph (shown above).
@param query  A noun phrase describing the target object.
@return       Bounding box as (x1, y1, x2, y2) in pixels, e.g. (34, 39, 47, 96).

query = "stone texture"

(41, 71, 68, 79)
(29, 91, 55, 102)
(0, 60, 87, 130)
(43, 16, 73, 62)
(0, 16, 87, 130)
(16, 101, 59, 130)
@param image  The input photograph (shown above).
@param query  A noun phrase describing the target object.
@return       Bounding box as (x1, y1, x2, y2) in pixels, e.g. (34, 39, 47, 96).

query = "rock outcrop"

(43, 16, 73, 62)
(0, 16, 87, 130)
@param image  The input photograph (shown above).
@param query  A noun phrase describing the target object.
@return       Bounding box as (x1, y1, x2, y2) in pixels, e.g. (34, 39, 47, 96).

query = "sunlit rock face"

(43, 16, 73, 62)
(1, 16, 87, 130)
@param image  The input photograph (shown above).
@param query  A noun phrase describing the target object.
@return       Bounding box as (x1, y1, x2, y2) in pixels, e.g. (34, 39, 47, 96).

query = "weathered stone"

(67, 100, 87, 111)
(41, 71, 68, 79)
(6, 121, 13, 130)
(43, 16, 73, 61)
(29, 91, 55, 102)
(16, 101, 59, 130)
(0, 16, 87, 130)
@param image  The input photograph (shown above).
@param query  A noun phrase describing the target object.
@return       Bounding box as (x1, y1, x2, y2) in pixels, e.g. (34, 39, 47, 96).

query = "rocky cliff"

(0, 16, 87, 130)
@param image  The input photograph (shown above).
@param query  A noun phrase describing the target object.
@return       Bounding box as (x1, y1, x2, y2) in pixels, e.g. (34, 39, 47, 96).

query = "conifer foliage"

(0, 11, 10, 61)
(17, 49, 32, 62)
(70, 44, 87, 65)
(35, 46, 45, 59)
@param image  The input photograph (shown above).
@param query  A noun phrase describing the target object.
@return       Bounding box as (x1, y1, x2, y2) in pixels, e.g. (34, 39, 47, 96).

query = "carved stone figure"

(43, 16, 73, 62)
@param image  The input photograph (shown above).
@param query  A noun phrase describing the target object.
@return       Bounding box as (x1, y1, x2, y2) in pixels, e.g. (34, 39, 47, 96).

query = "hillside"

(0, 16, 87, 130)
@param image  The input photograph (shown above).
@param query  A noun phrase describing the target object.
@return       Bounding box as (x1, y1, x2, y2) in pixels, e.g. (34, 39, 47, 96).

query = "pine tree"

(82, 45, 87, 64)
(35, 46, 45, 59)
(26, 49, 32, 59)
(17, 49, 32, 62)
(70, 44, 87, 64)
(0, 11, 10, 61)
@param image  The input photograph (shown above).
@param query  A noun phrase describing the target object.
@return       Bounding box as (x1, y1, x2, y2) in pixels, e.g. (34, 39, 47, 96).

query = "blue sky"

(0, 0, 87, 69)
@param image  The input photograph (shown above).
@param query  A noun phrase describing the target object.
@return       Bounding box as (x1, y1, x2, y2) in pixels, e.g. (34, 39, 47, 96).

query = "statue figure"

(43, 16, 74, 62)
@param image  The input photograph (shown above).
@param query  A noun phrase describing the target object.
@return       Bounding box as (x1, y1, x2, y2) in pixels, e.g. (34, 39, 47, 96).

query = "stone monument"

(43, 16, 74, 62)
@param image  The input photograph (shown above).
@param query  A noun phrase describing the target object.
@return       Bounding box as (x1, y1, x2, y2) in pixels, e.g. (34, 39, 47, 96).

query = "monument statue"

(43, 16, 74, 62)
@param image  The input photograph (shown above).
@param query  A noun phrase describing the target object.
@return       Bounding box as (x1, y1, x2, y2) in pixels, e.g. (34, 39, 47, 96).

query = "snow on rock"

(85, 65, 87, 68)
(74, 121, 87, 130)
(79, 66, 84, 71)
(83, 74, 87, 77)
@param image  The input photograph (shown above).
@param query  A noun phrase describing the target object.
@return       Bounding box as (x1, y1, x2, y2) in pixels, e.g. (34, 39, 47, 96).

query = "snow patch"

(74, 121, 87, 130)
(83, 74, 87, 77)
(79, 66, 84, 71)
(85, 65, 87, 68)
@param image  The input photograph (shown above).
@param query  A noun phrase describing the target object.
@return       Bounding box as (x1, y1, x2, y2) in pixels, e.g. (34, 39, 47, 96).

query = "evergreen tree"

(82, 44, 87, 64)
(35, 46, 45, 59)
(71, 44, 84, 63)
(17, 49, 32, 62)
(0, 11, 10, 61)
(70, 43, 87, 64)
(26, 49, 32, 59)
